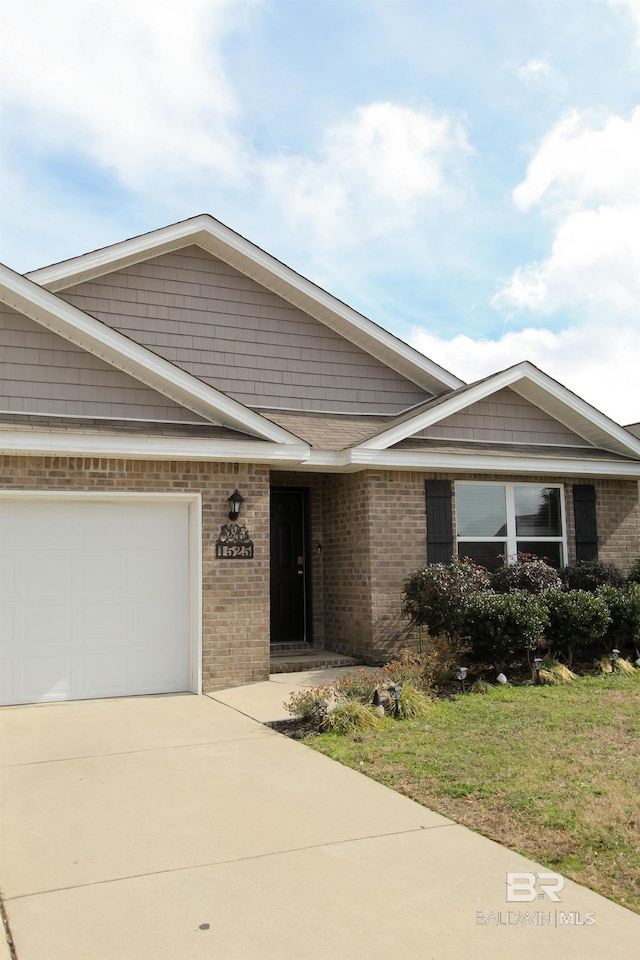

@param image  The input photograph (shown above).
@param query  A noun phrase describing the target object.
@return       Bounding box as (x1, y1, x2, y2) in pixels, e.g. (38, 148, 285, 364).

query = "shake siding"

(59, 246, 431, 414)
(414, 388, 592, 446)
(0, 305, 207, 422)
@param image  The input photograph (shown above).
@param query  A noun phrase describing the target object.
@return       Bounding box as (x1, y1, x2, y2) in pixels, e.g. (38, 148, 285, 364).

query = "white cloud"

(261, 102, 472, 248)
(516, 59, 561, 90)
(494, 107, 640, 318)
(0, 0, 249, 188)
(410, 324, 640, 425)
(608, 0, 640, 46)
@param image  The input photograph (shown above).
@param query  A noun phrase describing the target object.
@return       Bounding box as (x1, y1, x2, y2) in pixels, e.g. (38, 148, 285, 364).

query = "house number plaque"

(215, 523, 254, 560)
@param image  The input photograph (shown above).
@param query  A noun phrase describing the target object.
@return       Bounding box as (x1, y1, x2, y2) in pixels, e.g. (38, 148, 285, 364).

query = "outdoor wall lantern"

(388, 683, 403, 717)
(609, 648, 620, 672)
(227, 489, 245, 521)
(455, 666, 468, 694)
(533, 657, 544, 685)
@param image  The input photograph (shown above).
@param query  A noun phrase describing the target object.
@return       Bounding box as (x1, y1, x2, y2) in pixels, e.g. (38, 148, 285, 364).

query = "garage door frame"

(0, 489, 203, 699)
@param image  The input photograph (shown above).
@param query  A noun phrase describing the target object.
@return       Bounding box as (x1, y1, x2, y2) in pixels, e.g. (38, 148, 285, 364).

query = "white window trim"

(455, 481, 568, 566)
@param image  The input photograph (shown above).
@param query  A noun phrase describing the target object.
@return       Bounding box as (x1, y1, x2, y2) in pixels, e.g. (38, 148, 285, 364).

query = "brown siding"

(0, 456, 270, 690)
(0, 305, 206, 423)
(59, 246, 431, 414)
(416, 388, 592, 446)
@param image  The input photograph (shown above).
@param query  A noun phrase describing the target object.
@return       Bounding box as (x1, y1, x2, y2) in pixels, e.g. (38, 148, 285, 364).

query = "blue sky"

(1, 0, 639, 423)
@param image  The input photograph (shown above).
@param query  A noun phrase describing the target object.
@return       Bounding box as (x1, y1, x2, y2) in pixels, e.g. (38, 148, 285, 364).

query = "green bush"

(596, 584, 640, 650)
(627, 559, 640, 585)
(559, 560, 625, 592)
(402, 558, 491, 640)
(462, 590, 549, 664)
(543, 589, 611, 664)
(491, 554, 561, 595)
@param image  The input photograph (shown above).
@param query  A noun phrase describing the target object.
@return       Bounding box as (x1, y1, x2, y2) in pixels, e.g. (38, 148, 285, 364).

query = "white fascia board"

(358, 361, 640, 459)
(509, 366, 640, 459)
(27, 215, 465, 396)
(0, 431, 310, 464)
(357, 365, 527, 449)
(346, 447, 640, 478)
(0, 264, 301, 446)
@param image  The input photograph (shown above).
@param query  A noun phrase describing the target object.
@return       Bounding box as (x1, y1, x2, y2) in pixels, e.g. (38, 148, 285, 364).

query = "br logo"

(506, 872, 565, 902)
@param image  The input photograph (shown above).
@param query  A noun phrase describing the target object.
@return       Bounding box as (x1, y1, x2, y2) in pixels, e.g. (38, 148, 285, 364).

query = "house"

(1, 214, 639, 706)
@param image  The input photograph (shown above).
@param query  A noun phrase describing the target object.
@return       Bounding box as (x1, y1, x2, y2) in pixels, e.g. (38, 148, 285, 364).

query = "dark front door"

(270, 489, 308, 644)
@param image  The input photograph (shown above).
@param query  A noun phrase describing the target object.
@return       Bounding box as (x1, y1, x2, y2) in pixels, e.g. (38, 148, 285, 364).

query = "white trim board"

(356, 362, 640, 461)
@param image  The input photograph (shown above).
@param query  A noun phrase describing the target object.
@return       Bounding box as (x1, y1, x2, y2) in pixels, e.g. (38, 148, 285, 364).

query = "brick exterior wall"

(0, 455, 271, 690)
(3, 458, 638, 688)
(272, 470, 639, 664)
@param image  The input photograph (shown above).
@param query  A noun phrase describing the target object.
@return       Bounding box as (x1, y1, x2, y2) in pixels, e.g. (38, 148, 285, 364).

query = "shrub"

(379, 650, 429, 691)
(321, 700, 385, 735)
(559, 560, 625, 592)
(462, 590, 549, 664)
(283, 685, 334, 723)
(491, 554, 561, 595)
(596, 584, 640, 650)
(420, 634, 468, 689)
(627, 559, 640, 585)
(543, 589, 611, 664)
(333, 668, 385, 704)
(402, 558, 491, 640)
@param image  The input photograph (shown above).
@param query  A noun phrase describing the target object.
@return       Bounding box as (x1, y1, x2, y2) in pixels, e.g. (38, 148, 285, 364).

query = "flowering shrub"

(283, 684, 334, 723)
(596, 584, 640, 649)
(490, 554, 561, 595)
(462, 590, 549, 663)
(559, 560, 625, 592)
(543, 589, 611, 664)
(402, 558, 490, 640)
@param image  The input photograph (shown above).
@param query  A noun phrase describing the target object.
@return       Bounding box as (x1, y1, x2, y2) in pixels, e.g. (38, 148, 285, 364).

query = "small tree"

(463, 590, 549, 666)
(543, 589, 611, 664)
(491, 554, 561, 595)
(402, 557, 491, 641)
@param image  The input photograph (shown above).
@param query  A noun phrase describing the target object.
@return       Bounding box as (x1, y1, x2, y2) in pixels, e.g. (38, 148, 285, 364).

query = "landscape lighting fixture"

(455, 666, 468, 694)
(388, 683, 403, 717)
(609, 648, 620, 672)
(314, 700, 328, 723)
(227, 489, 245, 521)
(533, 657, 544, 685)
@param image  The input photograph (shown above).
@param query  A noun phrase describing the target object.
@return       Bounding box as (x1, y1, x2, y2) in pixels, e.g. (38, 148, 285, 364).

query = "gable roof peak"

(26, 214, 464, 398)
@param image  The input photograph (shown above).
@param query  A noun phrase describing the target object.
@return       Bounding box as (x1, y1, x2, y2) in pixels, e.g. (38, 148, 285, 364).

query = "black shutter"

(426, 480, 453, 563)
(573, 484, 598, 561)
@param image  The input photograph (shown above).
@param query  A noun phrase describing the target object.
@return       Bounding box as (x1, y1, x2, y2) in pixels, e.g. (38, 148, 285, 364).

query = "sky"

(1, 0, 639, 425)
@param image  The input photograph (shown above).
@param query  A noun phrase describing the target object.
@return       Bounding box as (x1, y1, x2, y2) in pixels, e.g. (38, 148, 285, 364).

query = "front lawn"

(307, 673, 640, 913)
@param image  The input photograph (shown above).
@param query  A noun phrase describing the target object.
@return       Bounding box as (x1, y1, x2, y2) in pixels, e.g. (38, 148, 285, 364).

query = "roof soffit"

(26, 215, 464, 397)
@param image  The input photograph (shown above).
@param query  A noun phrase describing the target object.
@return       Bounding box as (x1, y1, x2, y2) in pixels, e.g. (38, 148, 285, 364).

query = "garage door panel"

(0, 498, 194, 705)
(23, 605, 73, 645)
(21, 655, 72, 702)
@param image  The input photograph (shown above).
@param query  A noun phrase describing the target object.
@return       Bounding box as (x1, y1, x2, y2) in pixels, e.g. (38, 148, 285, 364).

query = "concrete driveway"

(1, 691, 638, 960)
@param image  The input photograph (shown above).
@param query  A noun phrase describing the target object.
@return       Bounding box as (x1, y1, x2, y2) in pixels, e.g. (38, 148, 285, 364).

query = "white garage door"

(0, 497, 194, 705)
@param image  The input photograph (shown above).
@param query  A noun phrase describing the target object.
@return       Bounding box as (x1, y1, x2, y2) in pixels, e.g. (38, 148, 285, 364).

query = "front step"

(270, 648, 362, 674)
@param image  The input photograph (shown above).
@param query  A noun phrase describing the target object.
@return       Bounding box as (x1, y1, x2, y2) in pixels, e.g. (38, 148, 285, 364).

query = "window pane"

(458, 542, 506, 571)
(456, 485, 507, 537)
(516, 541, 562, 568)
(515, 486, 561, 537)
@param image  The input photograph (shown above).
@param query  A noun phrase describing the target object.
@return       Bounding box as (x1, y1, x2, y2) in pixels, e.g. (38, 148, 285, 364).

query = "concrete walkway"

(0, 672, 638, 960)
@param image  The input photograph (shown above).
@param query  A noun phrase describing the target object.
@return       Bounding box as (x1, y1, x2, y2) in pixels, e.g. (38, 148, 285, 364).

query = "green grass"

(307, 672, 640, 913)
